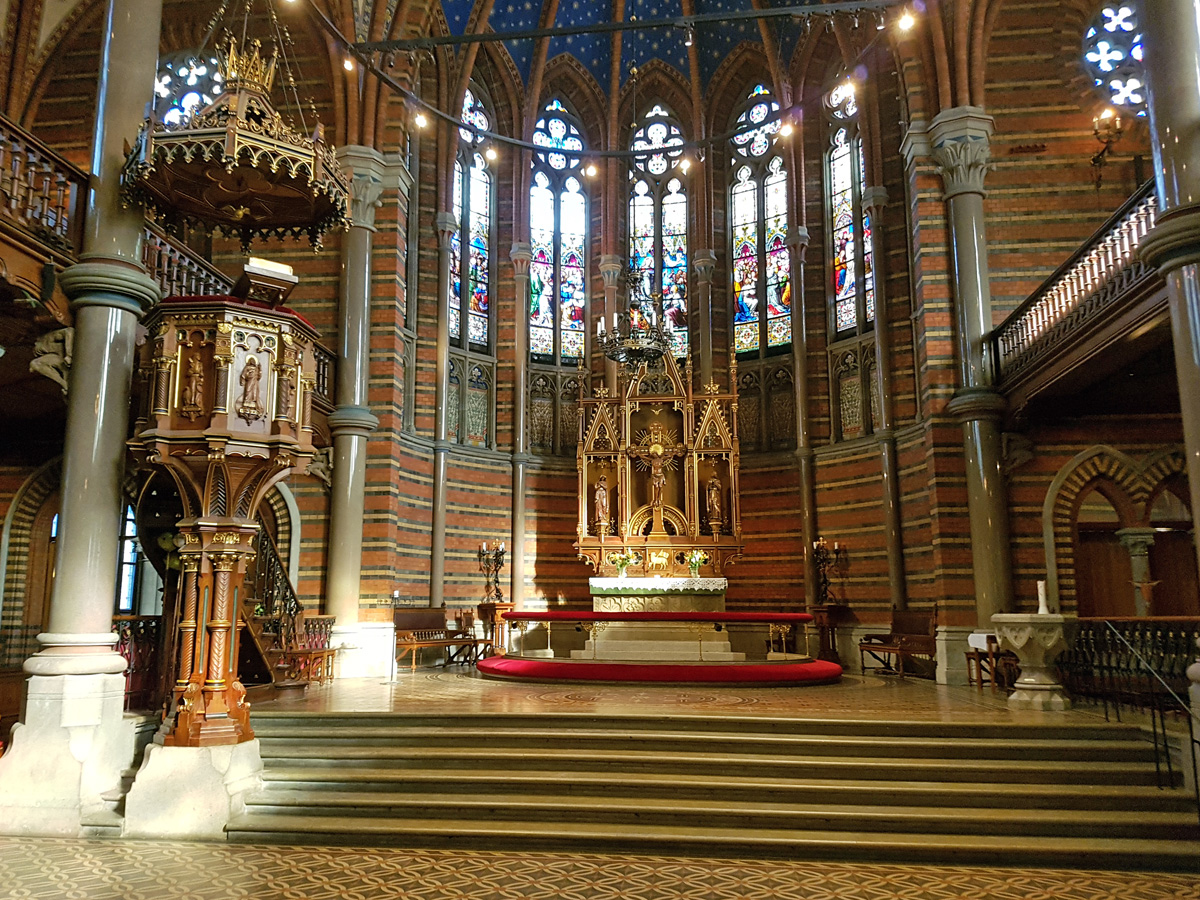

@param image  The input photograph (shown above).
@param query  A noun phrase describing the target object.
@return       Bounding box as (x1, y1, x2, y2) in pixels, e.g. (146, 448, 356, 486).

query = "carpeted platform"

(476, 656, 843, 685)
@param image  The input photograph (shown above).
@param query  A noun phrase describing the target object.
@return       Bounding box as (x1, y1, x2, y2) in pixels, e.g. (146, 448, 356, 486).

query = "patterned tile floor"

(1, 837, 1197, 900)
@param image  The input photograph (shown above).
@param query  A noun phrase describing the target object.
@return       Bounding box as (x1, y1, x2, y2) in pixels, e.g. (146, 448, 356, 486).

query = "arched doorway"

(1073, 488, 1134, 618)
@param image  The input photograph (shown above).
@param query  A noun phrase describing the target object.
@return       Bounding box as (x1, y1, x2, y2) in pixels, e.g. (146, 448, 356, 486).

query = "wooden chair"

(966, 635, 1021, 691)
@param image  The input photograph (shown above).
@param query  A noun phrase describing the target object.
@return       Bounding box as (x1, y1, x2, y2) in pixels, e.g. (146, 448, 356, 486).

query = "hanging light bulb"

(585, 163, 598, 177)
(898, 10, 916, 31)
(780, 121, 794, 137)
(414, 111, 428, 129)
(684, 26, 695, 47)
(343, 56, 355, 72)
(485, 145, 498, 161)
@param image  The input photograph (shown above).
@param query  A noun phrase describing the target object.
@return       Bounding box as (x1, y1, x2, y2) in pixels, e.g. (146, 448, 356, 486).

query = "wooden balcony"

(991, 182, 1171, 421)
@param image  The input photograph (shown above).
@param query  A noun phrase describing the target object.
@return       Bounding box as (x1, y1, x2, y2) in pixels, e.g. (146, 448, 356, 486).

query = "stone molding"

(1137, 204, 1200, 273)
(598, 254, 624, 288)
(899, 119, 929, 169)
(327, 404, 379, 437)
(945, 387, 1006, 423)
(59, 260, 162, 315)
(786, 225, 811, 251)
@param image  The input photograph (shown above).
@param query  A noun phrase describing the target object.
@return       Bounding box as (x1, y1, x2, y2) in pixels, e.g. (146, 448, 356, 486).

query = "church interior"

(2, 0, 1200, 890)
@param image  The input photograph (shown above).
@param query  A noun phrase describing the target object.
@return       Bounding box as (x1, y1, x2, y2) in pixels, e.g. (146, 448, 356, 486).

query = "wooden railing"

(112, 614, 162, 711)
(992, 181, 1159, 383)
(0, 115, 86, 256)
(143, 224, 233, 297)
(313, 343, 335, 409)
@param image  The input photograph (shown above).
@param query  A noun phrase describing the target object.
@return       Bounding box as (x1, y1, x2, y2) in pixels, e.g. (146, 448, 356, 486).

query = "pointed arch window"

(629, 103, 689, 358)
(530, 99, 588, 364)
(729, 84, 791, 356)
(450, 88, 493, 351)
(825, 81, 873, 337)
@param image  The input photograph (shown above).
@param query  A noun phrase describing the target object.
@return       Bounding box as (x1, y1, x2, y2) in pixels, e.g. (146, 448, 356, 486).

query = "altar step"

(228, 712, 1200, 869)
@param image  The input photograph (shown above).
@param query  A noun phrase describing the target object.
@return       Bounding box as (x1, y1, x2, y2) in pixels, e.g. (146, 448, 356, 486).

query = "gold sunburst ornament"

(122, 35, 349, 250)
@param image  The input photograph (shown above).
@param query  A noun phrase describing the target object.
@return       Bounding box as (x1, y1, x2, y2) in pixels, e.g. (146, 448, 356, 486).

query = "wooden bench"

(858, 610, 937, 678)
(394, 609, 481, 673)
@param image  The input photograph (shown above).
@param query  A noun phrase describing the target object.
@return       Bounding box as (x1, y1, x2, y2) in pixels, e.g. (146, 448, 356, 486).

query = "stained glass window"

(729, 84, 791, 356)
(825, 81, 873, 336)
(154, 51, 223, 126)
(1082, 5, 1147, 117)
(451, 88, 492, 350)
(628, 104, 688, 357)
(529, 99, 589, 364)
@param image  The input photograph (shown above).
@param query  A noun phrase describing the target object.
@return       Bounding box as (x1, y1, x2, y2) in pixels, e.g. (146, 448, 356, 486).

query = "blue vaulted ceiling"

(439, 0, 801, 91)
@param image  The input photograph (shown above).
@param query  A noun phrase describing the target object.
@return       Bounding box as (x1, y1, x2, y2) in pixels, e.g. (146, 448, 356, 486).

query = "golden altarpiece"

(574, 352, 743, 579)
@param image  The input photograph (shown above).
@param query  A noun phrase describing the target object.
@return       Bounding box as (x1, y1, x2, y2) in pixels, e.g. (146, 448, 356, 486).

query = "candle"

(481, 541, 487, 552)
(834, 542, 839, 551)
(499, 542, 505, 553)
(1037, 579, 1049, 614)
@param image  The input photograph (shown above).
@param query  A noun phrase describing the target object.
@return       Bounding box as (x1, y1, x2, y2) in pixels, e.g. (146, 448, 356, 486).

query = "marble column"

(1116, 527, 1157, 616)
(326, 146, 384, 630)
(863, 185, 907, 610)
(930, 107, 1014, 624)
(1137, 0, 1200, 583)
(430, 212, 458, 608)
(598, 255, 623, 393)
(0, 0, 163, 833)
(786, 225, 818, 602)
(510, 243, 532, 608)
(693, 249, 717, 387)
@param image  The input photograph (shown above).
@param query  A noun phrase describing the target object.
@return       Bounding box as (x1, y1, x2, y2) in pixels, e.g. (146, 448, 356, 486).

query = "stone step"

(248, 711, 1147, 742)
(242, 788, 1198, 840)
(224, 813, 1200, 870)
(255, 746, 1163, 784)
(252, 727, 1155, 762)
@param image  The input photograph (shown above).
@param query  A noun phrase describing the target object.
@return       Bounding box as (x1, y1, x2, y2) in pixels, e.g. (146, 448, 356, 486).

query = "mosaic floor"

(1, 837, 1197, 900)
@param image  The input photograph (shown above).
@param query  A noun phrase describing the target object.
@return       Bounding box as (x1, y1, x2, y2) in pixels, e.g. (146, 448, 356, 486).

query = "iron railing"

(249, 518, 303, 649)
(991, 181, 1159, 383)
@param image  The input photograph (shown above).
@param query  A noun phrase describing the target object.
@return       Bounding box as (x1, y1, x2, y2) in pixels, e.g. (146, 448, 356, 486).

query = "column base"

(332, 623, 397, 678)
(1006, 685, 1072, 711)
(0, 673, 138, 835)
(124, 738, 262, 839)
(935, 625, 975, 686)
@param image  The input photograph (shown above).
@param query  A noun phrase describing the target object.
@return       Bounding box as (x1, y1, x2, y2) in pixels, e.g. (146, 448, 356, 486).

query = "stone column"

(1116, 527, 1157, 616)
(786, 225, 818, 602)
(693, 249, 717, 387)
(0, 0, 163, 834)
(326, 147, 384, 631)
(430, 212, 458, 607)
(598, 255, 623, 393)
(510, 243, 532, 608)
(930, 107, 1014, 624)
(863, 185, 907, 611)
(1137, 0, 1200, 583)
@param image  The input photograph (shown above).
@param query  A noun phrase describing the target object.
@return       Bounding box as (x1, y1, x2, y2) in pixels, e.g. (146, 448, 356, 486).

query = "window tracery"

(530, 99, 588, 365)
(153, 51, 223, 126)
(628, 104, 689, 358)
(729, 84, 791, 357)
(1083, 5, 1147, 117)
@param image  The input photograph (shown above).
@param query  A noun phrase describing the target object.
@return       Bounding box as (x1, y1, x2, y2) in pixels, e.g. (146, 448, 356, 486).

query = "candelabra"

(812, 537, 848, 606)
(479, 540, 506, 603)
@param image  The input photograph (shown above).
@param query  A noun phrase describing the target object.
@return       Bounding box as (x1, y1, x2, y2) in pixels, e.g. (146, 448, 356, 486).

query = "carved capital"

(337, 144, 405, 230)
(945, 387, 1006, 424)
(435, 211, 458, 249)
(692, 249, 717, 282)
(510, 241, 532, 277)
(598, 254, 624, 288)
(786, 225, 811, 256)
(929, 106, 994, 199)
(861, 185, 889, 213)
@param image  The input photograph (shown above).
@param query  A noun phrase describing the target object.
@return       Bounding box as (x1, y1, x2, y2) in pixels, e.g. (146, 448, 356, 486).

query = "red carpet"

(476, 656, 843, 686)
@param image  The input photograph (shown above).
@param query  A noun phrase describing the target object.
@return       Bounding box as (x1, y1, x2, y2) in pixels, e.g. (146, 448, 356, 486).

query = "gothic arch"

(0, 458, 62, 665)
(541, 55, 607, 151)
(1043, 445, 1187, 610)
(617, 60, 692, 139)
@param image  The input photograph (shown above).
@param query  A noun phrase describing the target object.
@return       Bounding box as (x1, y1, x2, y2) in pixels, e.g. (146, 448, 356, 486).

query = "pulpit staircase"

(227, 711, 1200, 869)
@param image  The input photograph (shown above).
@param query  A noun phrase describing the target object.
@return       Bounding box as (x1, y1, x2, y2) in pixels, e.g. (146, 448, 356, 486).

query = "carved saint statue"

(29, 327, 74, 395)
(650, 459, 667, 509)
(594, 474, 609, 527)
(237, 355, 264, 424)
(707, 474, 723, 526)
(180, 354, 204, 420)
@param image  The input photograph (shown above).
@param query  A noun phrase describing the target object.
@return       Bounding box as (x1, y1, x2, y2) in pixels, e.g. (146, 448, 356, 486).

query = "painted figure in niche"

(180, 354, 204, 420)
(237, 355, 264, 424)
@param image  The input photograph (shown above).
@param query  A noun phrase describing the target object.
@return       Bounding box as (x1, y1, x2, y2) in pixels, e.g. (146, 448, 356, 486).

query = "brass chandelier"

(596, 261, 672, 367)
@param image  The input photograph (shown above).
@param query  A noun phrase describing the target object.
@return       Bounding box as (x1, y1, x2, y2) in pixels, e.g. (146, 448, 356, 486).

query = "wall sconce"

(1092, 107, 1124, 190)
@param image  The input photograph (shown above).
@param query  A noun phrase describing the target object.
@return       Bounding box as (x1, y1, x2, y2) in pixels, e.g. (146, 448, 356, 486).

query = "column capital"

(692, 249, 717, 281)
(510, 241, 532, 276)
(435, 212, 458, 249)
(59, 259, 162, 315)
(1138, 205, 1200, 273)
(336, 145, 409, 230)
(946, 387, 1006, 423)
(1116, 526, 1157, 553)
(862, 185, 889, 212)
(598, 254, 625, 288)
(929, 106, 994, 199)
(328, 404, 380, 436)
(786, 225, 810, 252)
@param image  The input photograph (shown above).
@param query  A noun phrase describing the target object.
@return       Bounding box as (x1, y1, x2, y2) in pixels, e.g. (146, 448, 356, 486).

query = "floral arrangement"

(685, 549, 708, 573)
(609, 550, 637, 575)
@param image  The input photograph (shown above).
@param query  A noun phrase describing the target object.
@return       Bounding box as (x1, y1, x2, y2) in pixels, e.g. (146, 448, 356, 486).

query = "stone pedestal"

(992, 613, 1073, 710)
(0, 674, 137, 834)
(935, 624, 975, 686)
(123, 739, 262, 839)
(331, 622, 397, 678)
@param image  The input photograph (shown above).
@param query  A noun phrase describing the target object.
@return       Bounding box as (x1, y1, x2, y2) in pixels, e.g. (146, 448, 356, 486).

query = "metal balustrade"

(992, 181, 1159, 383)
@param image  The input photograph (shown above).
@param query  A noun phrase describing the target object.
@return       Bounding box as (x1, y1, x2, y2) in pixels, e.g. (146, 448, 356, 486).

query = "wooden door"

(1149, 530, 1200, 616)
(1075, 527, 1136, 618)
